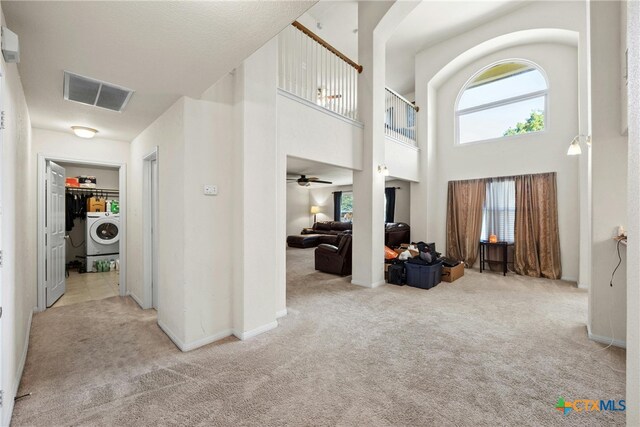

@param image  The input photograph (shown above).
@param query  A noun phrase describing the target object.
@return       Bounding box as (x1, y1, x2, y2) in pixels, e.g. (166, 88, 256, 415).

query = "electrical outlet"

(203, 185, 218, 196)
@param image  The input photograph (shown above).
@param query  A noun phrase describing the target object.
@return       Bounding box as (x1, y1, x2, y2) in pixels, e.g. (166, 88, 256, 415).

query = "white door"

(46, 161, 66, 307)
(151, 159, 158, 309)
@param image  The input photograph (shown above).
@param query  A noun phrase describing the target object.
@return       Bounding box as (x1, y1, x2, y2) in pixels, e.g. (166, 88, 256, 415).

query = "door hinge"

(0, 389, 3, 407)
(0, 250, 3, 268)
(1, 111, 6, 130)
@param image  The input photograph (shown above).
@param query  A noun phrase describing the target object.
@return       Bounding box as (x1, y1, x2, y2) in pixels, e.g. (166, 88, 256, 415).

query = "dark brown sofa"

(288, 221, 410, 248)
(385, 222, 411, 247)
(315, 234, 353, 276)
(301, 221, 352, 235)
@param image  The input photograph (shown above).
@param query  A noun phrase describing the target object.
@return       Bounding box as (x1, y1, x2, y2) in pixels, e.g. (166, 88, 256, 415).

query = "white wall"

(429, 42, 580, 280)
(182, 95, 234, 345)
(1, 9, 34, 426)
(308, 184, 353, 223)
(412, 1, 588, 263)
(589, 0, 627, 345)
(129, 75, 239, 350)
(32, 128, 129, 164)
(128, 99, 187, 344)
(625, 0, 640, 420)
(277, 92, 364, 171)
(286, 184, 311, 236)
(308, 179, 411, 226)
(234, 39, 279, 336)
(297, 3, 358, 63)
(385, 138, 419, 182)
(389, 179, 411, 225)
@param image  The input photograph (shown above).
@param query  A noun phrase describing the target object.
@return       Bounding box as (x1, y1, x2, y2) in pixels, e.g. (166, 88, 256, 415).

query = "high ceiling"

(2, 1, 314, 142)
(386, 0, 529, 96)
(299, 1, 529, 98)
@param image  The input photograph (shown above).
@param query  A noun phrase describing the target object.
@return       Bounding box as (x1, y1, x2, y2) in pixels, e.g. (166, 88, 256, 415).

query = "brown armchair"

(314, 234, 353, 276)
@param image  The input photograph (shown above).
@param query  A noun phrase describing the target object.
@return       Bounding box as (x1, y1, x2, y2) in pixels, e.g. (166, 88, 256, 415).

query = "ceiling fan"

(287, 174, 333, 187)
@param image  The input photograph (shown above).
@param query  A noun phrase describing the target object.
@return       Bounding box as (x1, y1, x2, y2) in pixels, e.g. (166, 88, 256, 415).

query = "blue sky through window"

(457, 64, 547, 144)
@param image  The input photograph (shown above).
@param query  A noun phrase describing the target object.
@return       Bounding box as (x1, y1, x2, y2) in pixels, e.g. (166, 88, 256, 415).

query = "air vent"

(63, 71, 134, 112)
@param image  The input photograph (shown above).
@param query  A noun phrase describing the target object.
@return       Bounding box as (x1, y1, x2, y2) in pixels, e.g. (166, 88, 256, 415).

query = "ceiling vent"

(63, 71, 134, 112)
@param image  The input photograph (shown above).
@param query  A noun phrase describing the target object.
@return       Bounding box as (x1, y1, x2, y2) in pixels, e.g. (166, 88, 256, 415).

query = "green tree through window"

(341, 192, 353, 222)
(503, 110, 545, 136)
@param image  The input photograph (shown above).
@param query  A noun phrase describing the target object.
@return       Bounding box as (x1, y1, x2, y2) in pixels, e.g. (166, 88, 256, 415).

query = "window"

(340, 192, 353, 222)
(481, 179, 515, 242)
(456, 61, 547, 144)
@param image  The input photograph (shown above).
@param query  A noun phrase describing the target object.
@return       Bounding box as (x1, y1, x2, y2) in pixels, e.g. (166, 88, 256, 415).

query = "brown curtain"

(514, 173, 562, 279)
(446, 179, 486, 267)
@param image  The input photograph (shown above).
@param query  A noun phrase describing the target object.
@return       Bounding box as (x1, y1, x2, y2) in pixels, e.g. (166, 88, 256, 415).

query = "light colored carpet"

(12, 248, 625, 426)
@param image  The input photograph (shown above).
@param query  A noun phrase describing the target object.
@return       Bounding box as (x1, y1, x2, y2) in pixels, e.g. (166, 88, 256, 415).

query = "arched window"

(456, 61, 548, 144)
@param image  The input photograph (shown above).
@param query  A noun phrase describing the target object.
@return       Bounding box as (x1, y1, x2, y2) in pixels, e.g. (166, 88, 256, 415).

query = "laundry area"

(51, 162, 122, 308)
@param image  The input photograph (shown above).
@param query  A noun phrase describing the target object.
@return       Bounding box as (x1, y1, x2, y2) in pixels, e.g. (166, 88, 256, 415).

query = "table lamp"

(310, 205, 320, 224)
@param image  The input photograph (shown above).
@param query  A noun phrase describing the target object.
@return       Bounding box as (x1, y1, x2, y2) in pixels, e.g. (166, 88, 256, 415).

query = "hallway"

(11, 249, 626, 426)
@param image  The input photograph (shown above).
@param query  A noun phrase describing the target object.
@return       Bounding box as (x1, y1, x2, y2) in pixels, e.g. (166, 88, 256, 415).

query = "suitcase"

(388, 263, 405, 285)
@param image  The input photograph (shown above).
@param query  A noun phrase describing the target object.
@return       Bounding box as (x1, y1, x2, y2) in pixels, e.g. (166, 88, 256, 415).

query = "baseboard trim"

(183, 330, 233, 352)
(276, 308, 288, 319)
(233, 320, 278, 341)
(351, 279, 386, 288)
(128, 291, 144, 309)
(157, 319, 233, 352)
(577, 282, 589, 289)
(3, 309, 34, 426)
(157, 319, 186, 351)
(561, 276, 578, 283)
(587, 324, 626, 348)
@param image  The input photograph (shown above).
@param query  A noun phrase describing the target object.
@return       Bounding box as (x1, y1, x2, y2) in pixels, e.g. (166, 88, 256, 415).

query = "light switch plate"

(203, 185, 217, 196)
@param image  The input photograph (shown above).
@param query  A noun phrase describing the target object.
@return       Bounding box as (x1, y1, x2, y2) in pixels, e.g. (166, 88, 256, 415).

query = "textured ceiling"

(2, 1, 315, 141)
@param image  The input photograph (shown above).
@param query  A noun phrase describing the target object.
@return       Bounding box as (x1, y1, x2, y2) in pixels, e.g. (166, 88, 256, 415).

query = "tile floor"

(51, 270, 120, 308)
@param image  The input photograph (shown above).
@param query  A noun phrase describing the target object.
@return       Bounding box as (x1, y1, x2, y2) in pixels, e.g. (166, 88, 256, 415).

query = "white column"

(233, 39, 279, 338)
(352, 1, 419, 287)
(351, 2, 392, 288)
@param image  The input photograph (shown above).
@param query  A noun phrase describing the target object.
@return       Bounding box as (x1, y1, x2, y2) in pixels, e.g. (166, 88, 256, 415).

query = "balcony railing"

(278, 21, 361, 121)
(385, 87, 418, 146)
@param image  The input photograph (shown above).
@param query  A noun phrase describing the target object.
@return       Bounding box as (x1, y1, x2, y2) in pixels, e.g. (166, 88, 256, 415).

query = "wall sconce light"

(378, 164, 389, 176)
(567, 134, 592, 156)
(310, 205, 320, 223)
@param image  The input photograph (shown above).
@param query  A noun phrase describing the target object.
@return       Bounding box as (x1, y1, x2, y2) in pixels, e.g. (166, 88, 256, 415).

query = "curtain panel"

(385, 187, 396, 223)
(514, 172, 562, 279)
(446, 179, 486, 267)
(333, 191, 342, 222)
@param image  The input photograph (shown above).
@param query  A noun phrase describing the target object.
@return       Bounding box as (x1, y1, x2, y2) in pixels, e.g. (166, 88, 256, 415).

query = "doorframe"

(142, 147, 158, 309)
(37, 154, 127, 311)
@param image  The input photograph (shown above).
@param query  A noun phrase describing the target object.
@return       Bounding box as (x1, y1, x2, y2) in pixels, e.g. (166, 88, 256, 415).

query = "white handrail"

(385, 88, 417, 146)
(278, 24, 359, 121)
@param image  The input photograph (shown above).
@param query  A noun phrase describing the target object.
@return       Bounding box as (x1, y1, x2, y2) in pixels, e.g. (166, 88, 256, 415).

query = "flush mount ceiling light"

(71, 126, 98, 139)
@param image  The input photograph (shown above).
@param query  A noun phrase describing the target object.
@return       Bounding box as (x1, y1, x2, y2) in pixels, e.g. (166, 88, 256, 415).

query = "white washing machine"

(86, 212, 120, 257)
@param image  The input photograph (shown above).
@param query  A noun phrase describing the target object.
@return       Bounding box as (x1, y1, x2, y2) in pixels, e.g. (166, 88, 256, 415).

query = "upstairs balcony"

(278, 21, 418, 148)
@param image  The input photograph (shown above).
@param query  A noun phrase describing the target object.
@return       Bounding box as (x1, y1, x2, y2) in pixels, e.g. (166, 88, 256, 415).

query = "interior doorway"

(37, 155, 127, 311)
(143, 147, 159, 310)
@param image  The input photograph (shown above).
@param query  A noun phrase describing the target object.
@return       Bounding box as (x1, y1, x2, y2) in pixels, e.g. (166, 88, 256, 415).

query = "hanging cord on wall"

(65, 234, 85, 248)
(609, 238, 624, 287)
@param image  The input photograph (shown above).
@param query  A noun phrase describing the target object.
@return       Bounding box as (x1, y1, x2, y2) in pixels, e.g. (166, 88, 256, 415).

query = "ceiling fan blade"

(313, 180, 333, 184)
(307, 177, 319, 181)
